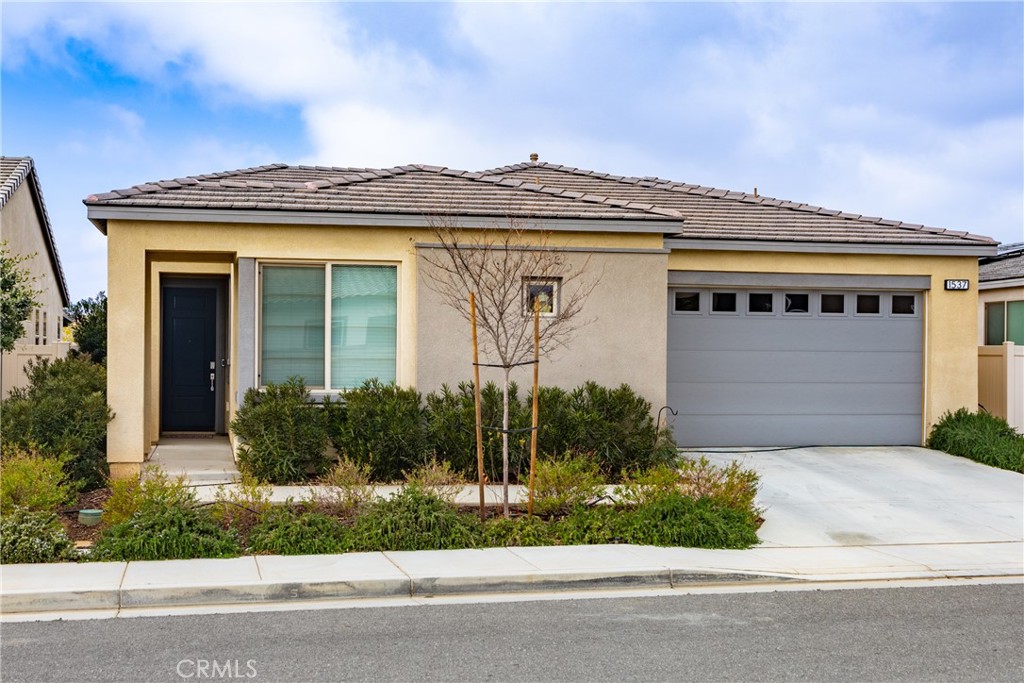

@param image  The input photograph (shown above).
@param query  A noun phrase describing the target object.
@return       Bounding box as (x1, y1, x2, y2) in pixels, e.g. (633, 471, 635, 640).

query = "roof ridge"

(497, 161, 994, 244)
(0, 156, 34, 209)
(0, 156, 70, 304)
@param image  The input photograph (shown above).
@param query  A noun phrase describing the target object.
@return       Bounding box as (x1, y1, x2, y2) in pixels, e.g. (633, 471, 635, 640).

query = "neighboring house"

(0, 156, 71, 397)
(85, 159, 996, 478)
(977, 243, 1023, 430)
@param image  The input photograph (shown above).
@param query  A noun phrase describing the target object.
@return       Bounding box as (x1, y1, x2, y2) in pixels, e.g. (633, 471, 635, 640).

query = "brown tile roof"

(85, 163, 682, 222)
(489, 162, 996, 247)
(980, 244, 1024, 282)
(1, 156, 70, 306)
(86, 160, 997, 248)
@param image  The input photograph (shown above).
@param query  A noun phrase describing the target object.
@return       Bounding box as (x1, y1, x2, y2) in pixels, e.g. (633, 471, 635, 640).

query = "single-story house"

(85, 158, 997, 478)
(1, 156, 71, 397)
(977, 243, 1023, 430)
(978, 243, 1023, 346)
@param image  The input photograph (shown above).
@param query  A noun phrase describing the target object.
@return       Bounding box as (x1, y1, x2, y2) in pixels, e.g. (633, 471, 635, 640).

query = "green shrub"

(403, 458, 466, 503)
(90, 498, 241, 561)
(310, 457, 375, 518)
(0, 507, 76, 564)
(326, 379, 426, 482)
(424, 383, 478, 477)
(103, 467, 192, 526)
(247, 507, 351, 555)
(927, 408, 1024, 473)
(530, 455, 605, 516)
(424, 381, 532, 483)
(231, 378, 330, 484)
(554, 495, 759, 549)
(351, 485, 480, 551)
(549, 382, 676, 479)
(0, 356, 112, 489)
(614, 494, 759, 549)
(0, 445, 76, 514)
(616, 459, 762, 526)
(482, 515, 559, 547)
(555, 505, 621, 545)
(211, 476, 274, 540)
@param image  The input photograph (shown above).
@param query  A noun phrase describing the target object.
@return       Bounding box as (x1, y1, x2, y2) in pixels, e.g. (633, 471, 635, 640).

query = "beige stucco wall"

(106, 220, 431, 469)
(104, 214, 983, 469)
(0, 180, 67, 397)
(416, 244, 669, 412)
(668, 249, 981, 441)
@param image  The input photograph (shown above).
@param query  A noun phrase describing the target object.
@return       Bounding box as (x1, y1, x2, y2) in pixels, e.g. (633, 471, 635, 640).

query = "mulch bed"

(58, 487, 111, 544)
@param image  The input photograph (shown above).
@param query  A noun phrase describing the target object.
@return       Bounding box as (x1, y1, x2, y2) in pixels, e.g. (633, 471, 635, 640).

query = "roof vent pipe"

(529, 152, 539, 163)
(754, 187, 759, 198)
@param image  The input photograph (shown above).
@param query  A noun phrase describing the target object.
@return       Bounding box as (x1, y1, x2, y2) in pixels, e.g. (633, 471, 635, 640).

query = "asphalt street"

(2, 583, 1022, 682)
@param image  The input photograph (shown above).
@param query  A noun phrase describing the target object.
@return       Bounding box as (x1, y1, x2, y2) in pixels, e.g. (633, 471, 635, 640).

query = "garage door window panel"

(820, 293, 846, 315)
(673, 291, 701, 314)
(784, 293, 810, 315)
(711, 292, 738, 314)
(856, 294, 881, 316)
(747, 292, 774, 314)
(891, 295, 917, 316)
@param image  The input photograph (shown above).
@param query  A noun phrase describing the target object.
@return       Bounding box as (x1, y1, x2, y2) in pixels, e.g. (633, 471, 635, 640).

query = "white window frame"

(256, 260, 401, 393)
(523, 277, 561, 318)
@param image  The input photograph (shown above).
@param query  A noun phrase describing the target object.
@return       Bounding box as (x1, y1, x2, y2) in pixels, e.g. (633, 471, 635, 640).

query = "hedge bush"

(530, 455, 605, 516)
(0, 356, 112, 489)
(326, 379, 425, 482)
(103, 467, 192, 526)
(927, 408, 1024, 473)
(232, 378, 331, 484)
(0, 508, 76, 564)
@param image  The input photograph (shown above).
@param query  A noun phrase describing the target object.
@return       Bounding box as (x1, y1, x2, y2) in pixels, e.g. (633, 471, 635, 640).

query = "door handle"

(210, 372, 216, 392)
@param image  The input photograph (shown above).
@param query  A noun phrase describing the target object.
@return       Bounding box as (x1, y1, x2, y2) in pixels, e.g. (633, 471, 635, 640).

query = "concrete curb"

(3, 540, 1021, 617)
(0, 555, 795, 616)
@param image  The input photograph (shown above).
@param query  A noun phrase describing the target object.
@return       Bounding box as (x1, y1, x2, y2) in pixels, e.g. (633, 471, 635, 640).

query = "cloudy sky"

(3, 1, 1022, 301)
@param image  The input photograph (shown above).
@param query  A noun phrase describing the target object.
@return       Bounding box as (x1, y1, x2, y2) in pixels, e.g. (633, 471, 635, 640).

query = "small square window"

(674, 291, 700, 313)
(711, 292, 737, 313)
(784, 293, 809, 313)
(820, 294, 845, 314)
(748, 292, 773, 313)
(524, 278, 559, 317)
(856, 294, 881, 315)
(892, 295, 915, 315)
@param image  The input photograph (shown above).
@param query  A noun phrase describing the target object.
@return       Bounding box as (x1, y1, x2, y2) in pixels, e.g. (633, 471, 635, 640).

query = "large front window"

(260, 264, 397, 389)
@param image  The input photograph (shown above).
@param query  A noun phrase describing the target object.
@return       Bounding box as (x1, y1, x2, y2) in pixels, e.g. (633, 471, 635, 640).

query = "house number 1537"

(944, 279, 970, 291)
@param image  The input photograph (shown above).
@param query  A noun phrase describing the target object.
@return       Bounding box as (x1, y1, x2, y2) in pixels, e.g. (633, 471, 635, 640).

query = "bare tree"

(421, 216, 600, 514)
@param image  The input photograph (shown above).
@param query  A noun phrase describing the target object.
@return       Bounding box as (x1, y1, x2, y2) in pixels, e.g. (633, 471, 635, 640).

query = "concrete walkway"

(2, 447, 1021, 619)
(148, 437, 239, 484)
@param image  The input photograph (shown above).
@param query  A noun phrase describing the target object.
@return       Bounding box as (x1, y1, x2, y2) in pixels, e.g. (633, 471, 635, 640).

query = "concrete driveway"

(697, 446, 1023, 548)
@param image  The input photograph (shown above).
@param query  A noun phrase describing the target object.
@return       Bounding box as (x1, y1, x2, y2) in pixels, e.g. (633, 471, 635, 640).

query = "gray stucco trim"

(236, 258, 256, 405)
(86, 206, 681, 235)
(979, 277, 1024, 290)
(415, 242, 670, 255)
(668, 270, 932, 291)
(664, 237, 997, 257)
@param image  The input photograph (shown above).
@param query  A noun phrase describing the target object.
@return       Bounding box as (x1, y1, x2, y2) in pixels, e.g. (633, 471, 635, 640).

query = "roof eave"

(84, 204, 684, 234)
(24, 165, 71, 307)
(665, 237, 998, 258)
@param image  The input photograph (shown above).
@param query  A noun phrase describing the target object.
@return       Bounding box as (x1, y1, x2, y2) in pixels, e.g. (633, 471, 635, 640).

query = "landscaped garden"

(0, 371, 765, 564)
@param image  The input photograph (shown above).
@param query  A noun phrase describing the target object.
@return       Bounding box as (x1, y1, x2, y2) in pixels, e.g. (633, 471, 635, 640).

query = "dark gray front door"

(162, 286, 217, 432)
(667, 288, 923, 447)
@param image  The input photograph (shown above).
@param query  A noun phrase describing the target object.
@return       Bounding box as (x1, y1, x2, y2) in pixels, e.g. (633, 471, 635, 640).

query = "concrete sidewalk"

(2, 540, 1021, 619)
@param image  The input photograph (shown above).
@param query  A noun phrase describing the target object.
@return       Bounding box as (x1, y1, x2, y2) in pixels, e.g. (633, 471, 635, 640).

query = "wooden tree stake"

(470, 293, 486, 521)
(527, 299, 540, 516)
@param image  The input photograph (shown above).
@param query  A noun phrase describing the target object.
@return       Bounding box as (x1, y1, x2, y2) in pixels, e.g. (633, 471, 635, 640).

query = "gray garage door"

(667, 286, 923, 447)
